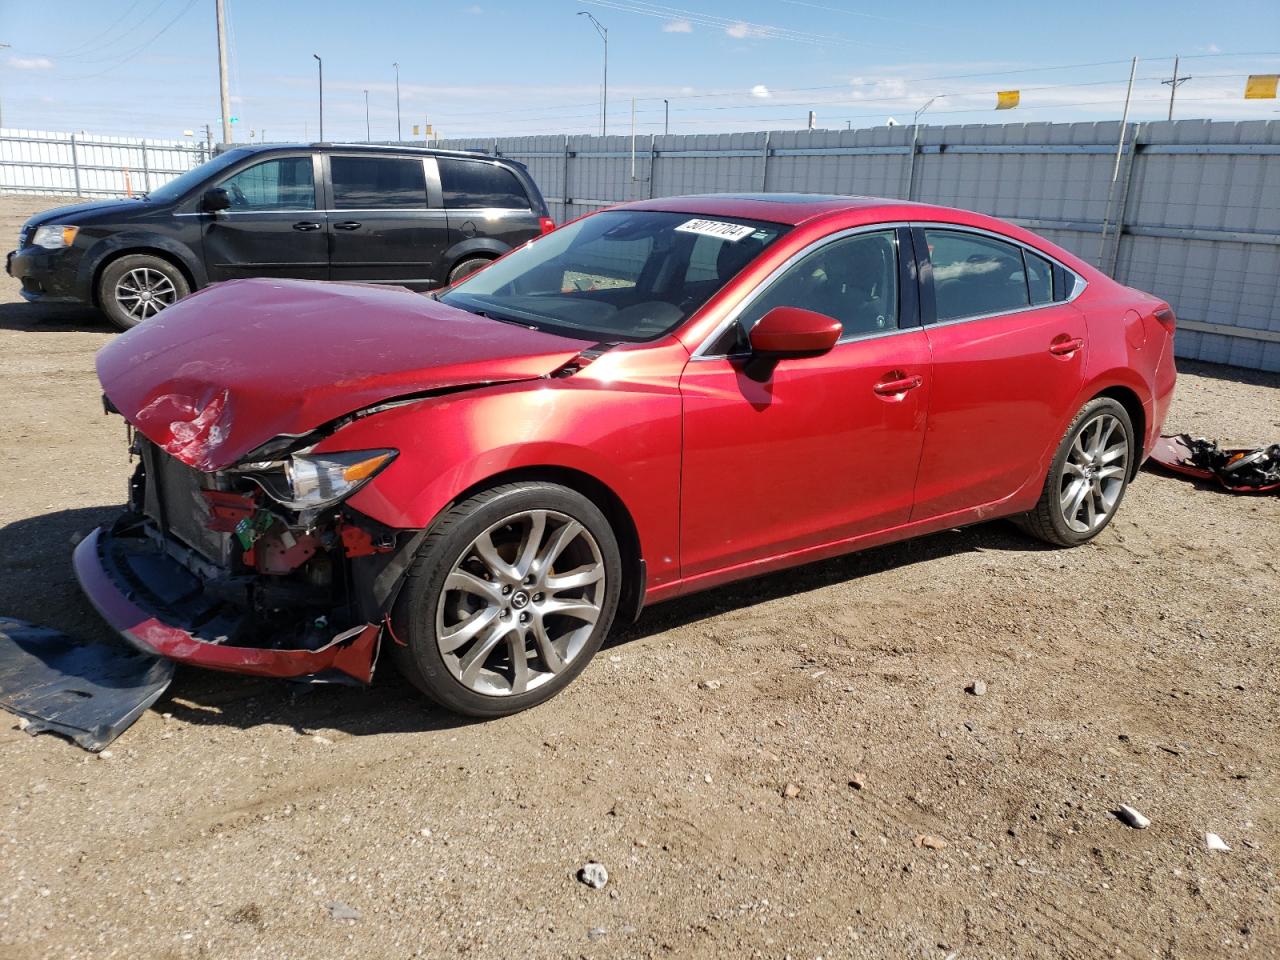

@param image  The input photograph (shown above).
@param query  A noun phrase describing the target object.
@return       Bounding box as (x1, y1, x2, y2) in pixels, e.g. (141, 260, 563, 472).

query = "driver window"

(218, 157, 315, 211)
(714, 230, 899, 353)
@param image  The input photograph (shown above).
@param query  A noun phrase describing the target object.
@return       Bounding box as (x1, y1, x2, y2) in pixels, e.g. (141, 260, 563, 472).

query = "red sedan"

(77, 194, 1177, 716)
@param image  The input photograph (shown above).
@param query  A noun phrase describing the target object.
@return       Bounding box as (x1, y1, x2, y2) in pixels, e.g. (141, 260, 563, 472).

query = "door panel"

(326, 155, 450, 284)
(201, 154, 327, 281)
(679, 331, 932, 578)
(438, 156, 542, 252)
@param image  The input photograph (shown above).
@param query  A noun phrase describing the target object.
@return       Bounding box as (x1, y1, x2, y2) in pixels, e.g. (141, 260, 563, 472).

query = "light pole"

(577, 11, 608, 137)
(905, 96, 939, 201)
(364, 89, 371, 141)
(313, 54, 323, 141)
(663, 98, 669, 136)
(215, 1, 231, 142)
(0, 43, 9, 129)
(393, 62, 401, 141)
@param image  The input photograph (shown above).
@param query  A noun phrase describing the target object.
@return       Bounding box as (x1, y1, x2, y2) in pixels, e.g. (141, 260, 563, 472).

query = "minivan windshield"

(145, 148, 256, 204)
(440, 210, 787, 342)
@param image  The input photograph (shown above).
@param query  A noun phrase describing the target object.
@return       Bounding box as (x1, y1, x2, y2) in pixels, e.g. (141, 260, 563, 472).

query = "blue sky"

(2, 0, 1279, 142)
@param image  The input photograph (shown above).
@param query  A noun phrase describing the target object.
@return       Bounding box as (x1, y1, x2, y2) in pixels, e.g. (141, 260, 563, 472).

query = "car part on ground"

(97, 253, 191, 330)
(1149, 434, 1280, 492)
(0, 617, 174, 752)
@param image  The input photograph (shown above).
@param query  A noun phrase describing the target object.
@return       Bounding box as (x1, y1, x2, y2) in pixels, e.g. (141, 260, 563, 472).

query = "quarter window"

(218, 157, 314, 211)
(1025, 249, 1054, 305)
(438, 158, 531, 209)
(925, 229, 1030, 322)
(330, 156, 427, 209)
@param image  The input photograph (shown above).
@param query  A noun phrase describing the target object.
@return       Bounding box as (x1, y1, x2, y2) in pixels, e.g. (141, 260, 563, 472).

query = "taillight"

(539, 217, 556, 235)
(1154, 307, 1176, 332)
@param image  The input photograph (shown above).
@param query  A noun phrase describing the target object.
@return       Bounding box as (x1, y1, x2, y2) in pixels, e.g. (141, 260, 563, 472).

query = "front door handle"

(292, 221, 321, 232)
(1049, 336, 1085, 357)
(333, 221, 363, 231)
(873, 373, 924, 397)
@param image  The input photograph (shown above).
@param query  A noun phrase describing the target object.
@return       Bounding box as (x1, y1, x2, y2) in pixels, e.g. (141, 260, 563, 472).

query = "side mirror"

(745, 306, 841, 380)
(202, 188, 231, 212)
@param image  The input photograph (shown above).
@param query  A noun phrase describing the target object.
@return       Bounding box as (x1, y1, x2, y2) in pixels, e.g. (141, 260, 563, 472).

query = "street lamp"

(577, 11, 608, 137)
(364, 89, 371, 142)
(663, 98, 669, 136)
(393, 62, 401, 141)
(313, 53, 323, 141)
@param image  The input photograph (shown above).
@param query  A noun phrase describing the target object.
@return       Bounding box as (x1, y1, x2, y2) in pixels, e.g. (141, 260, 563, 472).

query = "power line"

(56, 0, 200, 81)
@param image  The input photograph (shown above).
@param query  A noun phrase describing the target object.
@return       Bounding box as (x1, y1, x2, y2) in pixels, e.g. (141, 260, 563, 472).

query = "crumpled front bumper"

(73, 526, 381, 683)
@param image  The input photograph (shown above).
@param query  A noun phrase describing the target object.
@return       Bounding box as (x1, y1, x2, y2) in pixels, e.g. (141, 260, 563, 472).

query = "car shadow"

(0, 299, 112, 333)
(1, 506, 1050, 745)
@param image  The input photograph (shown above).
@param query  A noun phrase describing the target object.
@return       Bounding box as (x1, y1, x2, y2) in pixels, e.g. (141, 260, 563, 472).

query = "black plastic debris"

(0, 617, 174, 752)
(1151, 435, 1280, 493)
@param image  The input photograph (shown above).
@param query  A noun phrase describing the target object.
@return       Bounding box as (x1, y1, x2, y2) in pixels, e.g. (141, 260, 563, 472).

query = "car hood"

(24, 198, 144, 228)
(97, 278, 593, 471)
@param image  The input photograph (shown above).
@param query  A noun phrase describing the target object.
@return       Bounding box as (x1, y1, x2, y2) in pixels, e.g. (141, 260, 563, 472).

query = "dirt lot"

(0, 193, 1277, 960)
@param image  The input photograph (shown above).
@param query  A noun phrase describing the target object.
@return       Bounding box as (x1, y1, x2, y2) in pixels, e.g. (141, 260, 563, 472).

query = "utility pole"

(1162, 55, 1191, 121)
(393, 62, 401, 140)
(364, 89, 371, 141)
(577, 11, 608, 136)
(663, 98, 669, 136)
(0, 43, 10, 129)
(215, 0, 232, 143)
(313, 54, 323, 141)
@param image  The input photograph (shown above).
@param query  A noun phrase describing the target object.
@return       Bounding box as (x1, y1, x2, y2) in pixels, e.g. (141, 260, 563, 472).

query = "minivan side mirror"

(744, 305, 841, 380)
(202, 188, 231, 212)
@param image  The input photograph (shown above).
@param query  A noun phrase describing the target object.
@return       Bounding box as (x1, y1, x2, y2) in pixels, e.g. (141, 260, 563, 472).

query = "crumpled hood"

(96, 278, 592, 471)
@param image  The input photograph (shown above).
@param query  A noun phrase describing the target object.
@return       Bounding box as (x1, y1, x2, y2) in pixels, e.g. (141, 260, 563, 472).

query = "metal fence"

(431, 119, 1280, 372)
(0, 129, 210, 197)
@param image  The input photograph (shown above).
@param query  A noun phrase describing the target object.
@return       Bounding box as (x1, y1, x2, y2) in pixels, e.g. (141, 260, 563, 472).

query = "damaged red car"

(76, 194, 1177, 717)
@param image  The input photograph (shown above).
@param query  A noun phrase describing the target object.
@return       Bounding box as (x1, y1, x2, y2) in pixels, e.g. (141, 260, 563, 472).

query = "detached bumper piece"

(1150, 434, 1280, 494)
(73, 525, 381, 683)
(0, 617, 173, 752)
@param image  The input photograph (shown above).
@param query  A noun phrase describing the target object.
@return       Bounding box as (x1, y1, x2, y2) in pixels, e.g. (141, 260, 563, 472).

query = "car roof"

(226, 142, 518, 163)
(614, 193, 962, 227)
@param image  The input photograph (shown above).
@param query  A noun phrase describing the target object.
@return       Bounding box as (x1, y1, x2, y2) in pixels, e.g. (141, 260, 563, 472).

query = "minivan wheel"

(1015, 397, 1135, 547)
(390, 482, 622, 718)
(98, 254, 191, 330)
(447, 256, 492, 285)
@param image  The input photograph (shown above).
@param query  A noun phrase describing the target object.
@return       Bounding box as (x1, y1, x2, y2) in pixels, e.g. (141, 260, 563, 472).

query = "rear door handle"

(333, 221, 363, 231)
(292, 221, 321, 232)
(873, 374, 924, 397)
(1049, 336, 1085, 357)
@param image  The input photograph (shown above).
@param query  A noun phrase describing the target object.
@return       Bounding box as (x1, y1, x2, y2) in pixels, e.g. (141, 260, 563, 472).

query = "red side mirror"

(748, 306, 841, 358)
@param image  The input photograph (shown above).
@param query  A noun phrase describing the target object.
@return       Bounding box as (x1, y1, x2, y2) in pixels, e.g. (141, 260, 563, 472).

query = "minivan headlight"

(246, 450, 396, 511)
(32, 224, 79, 249)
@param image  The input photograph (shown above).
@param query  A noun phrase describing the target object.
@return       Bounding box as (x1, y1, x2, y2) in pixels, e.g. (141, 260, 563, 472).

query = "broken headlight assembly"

(235, 449, 397, 511)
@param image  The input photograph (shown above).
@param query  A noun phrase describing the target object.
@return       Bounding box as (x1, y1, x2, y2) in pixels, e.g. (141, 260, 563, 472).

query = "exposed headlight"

(247, 449, 396, 511)
(32, 224, 80, 249)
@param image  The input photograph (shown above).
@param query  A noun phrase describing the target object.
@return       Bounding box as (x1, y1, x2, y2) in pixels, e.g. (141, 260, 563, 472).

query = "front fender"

(77, 232, 208, 297)
(443, 237, 511, 270)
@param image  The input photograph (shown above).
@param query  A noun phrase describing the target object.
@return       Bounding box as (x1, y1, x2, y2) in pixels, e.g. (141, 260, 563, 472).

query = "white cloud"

(726, 22, 751, 39)
(465, 4, 483, 13)
(9, 56, 53, 70)
(663, 18, 692, 33)
(1206, 42, 1221, 53)
(751, 84, 771, 99)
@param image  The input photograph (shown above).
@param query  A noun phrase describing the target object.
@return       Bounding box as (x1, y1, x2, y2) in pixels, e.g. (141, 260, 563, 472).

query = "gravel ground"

(1, 195, 1277, 960)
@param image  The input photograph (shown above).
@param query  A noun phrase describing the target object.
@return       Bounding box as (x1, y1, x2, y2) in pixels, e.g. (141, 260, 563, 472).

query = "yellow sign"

(412, 124, 421, 135)
(1244, 74, 1278, 99)
(996, 90, 1020, 110)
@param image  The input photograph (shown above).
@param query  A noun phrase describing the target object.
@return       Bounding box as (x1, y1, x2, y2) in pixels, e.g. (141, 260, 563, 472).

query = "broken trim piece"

(73, 528, 381, 682)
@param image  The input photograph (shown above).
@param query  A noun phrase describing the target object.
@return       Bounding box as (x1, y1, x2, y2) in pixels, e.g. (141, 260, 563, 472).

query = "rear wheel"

(447, 256, 492, 286)
(97, 254, 190, 330)
(390, 482, 622, 717)
(1016, 397, 1134, 547)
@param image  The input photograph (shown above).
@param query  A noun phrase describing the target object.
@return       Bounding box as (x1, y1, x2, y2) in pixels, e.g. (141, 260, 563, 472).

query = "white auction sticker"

(674, 218, 758, 243)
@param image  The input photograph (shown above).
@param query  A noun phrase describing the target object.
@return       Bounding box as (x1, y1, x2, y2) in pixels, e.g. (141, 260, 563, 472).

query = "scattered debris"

(15, 716, 30, 731)
(1206, 832, 1231, 852)
(848, 777, 864, 791)
(783, 782, 802, 799)
(698, 679, 722, 691)
(98, 749, 114, 760)
(1115, 804, 1151, 829)
(966, 680, 987, 696)
(914, 834, 948, 850)
(577, 862, 609, 889)
(325, 901, 361, 922)
(588, 927, 608, 941)
(1150, 435, 1280, 493)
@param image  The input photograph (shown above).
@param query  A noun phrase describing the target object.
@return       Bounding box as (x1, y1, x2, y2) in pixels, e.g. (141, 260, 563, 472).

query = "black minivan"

(7, 143, 554, 329)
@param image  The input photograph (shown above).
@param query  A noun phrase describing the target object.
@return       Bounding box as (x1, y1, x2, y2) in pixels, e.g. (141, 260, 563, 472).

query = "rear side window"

(330, 156, 427, 209)
(1025, 249, 1054, 305)
(925, 229, 1029, 322)
(439, 158, 531, 209)
(218, 157, 314, 211)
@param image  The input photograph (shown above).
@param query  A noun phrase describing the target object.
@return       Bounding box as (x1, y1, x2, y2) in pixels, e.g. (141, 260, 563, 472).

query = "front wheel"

(390, 482, 622, 717)
(97, 254, 190, 330)
(1016, 397, 1135, 547)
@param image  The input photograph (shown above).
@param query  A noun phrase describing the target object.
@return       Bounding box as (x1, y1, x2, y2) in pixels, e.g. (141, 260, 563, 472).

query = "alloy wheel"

(435, 509, 606, 696)
(114, 267, 178, 321)
(1058, 412, 1129, 534)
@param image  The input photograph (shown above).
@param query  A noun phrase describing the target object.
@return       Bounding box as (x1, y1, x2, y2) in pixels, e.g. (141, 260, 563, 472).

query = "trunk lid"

(97, 278, 591, 471)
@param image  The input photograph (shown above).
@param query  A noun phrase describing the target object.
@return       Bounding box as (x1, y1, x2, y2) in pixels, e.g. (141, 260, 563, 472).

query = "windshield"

(439, 210, 788, 342)
(145, 147, 257, 204)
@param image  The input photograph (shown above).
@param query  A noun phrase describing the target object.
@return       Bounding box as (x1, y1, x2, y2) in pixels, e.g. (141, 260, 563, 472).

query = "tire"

(1015, 397, 1135, 547)
(447, 256, 492, 286)
(97, 254, 191, 330)
(390, 482, 622, 718)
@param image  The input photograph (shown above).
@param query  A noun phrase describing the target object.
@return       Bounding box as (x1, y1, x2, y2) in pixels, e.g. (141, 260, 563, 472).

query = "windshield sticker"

(675, 218, 758, 243)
